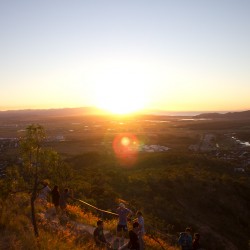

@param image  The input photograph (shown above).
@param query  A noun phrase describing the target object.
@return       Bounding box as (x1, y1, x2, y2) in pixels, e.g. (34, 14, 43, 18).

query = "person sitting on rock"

(93, 220, 111, 249)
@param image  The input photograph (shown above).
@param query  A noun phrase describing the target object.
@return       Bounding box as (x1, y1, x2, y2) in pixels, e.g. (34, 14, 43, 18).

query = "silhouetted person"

(51, 185, 60, 213)
(178, 227, 192, 250)
(192, 233, 201, 250)
(59, 188, 72, 213)
(136, 211, 145, 250)
(128, 222, 140, 250)
(93, 220, 111, 249)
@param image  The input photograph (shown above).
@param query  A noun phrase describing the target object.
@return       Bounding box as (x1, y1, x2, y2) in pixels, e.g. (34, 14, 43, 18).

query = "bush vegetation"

(67, 151, 250, 249)
(1, 123, 250, 249)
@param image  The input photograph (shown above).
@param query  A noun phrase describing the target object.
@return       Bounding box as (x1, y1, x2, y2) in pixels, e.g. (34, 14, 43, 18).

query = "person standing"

(178, 227, 193, 250)
(116, 203, 133, 235)
(37, 181, 51, 205)
(59, 188, 72, 213)
(136, 211, 145, 250)
(192, 233, 201, 250)
(51, 185, 60, 213)
(116, 203, 133, 246)
(128, 222, 140, 250)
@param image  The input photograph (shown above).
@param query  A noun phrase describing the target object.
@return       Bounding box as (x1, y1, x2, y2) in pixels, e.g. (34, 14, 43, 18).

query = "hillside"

(1, 120, 250, 250)
(67, 152, 250, 250)
(2, 151, 247, 249)
(0, 192, 176, 250)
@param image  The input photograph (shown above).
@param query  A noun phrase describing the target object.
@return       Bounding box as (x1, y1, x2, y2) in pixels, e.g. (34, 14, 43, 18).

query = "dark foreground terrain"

(0, 109, 250, 249)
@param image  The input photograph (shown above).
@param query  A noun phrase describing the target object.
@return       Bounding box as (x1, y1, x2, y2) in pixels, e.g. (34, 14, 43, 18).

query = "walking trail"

(38, 206, 129, 250)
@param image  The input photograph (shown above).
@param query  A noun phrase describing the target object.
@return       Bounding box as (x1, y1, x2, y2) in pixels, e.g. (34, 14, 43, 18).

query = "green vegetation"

(1, 119, 250, 249)
(0, 124, 178, 249)
(68, 151, 250, 249)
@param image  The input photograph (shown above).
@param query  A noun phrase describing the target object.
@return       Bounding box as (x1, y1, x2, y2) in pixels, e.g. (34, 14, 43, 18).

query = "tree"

(20, 124, 45, 237)
(19, 124, 75, 238)
(40, 149, 73, 189)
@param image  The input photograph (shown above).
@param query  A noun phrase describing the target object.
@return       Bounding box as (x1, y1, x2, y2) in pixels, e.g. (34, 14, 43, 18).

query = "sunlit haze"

(0, 1, 250, 113)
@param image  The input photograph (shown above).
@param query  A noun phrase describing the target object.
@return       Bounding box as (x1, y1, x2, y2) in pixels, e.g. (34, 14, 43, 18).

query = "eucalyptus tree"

(20, 124, 46, 237)
(19, 124, 74, 237)
(39, 149, 73, 189)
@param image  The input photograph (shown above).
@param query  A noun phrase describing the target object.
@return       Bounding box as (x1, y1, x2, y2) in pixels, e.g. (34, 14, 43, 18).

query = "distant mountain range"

(0, 107, 105, 120)
(0, 107, 250, 120)
(195, 110, 250, 119)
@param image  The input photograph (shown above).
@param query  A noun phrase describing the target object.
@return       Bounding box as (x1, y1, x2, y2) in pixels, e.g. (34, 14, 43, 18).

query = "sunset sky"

(0, 1, 250, 113)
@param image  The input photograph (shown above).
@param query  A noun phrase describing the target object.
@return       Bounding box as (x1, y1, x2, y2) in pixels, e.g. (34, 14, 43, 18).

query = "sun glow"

(91, 66, 150, 114)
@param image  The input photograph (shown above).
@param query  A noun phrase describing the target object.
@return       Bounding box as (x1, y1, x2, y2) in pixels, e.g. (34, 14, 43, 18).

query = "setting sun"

(91, 65, 150, 114)
(96, 84, 146, 114)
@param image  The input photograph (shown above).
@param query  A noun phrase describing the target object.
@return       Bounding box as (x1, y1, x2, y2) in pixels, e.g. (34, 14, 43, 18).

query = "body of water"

(232, 136, 250, 147)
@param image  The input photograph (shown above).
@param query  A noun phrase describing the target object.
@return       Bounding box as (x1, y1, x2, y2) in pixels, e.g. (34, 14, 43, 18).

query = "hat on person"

(119, 203, 125, 208)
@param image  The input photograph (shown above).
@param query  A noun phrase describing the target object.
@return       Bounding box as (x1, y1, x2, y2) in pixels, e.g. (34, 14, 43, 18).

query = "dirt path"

(41, 207, 129, 250)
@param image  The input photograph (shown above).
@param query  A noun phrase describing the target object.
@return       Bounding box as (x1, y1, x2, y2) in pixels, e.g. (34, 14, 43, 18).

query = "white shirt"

(38, 185, 51, 200)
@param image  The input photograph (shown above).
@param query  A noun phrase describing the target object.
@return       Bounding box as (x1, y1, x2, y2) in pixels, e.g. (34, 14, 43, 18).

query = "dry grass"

(0, 187, 178, 250)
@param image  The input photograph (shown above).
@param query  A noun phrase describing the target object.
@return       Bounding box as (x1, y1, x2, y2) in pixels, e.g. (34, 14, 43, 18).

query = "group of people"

(37, 182, 72, 214)
(38, 183, 202, 250)
(94, 203, 145, 250)
(37, 183, 145, 249)
(178, 227, 202, 250)
(94, 207, 203, 250)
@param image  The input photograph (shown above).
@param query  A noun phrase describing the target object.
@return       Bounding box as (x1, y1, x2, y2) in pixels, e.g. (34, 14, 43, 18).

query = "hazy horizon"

(1, 105, 248, 117)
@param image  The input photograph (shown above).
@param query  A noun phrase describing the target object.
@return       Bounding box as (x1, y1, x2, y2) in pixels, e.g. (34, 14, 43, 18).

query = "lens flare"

(112, 133, 139, 166)
(121, 137, 130, 146)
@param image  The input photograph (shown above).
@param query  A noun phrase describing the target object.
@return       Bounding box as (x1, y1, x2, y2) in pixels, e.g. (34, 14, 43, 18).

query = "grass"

(0, 193, 178, 250)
